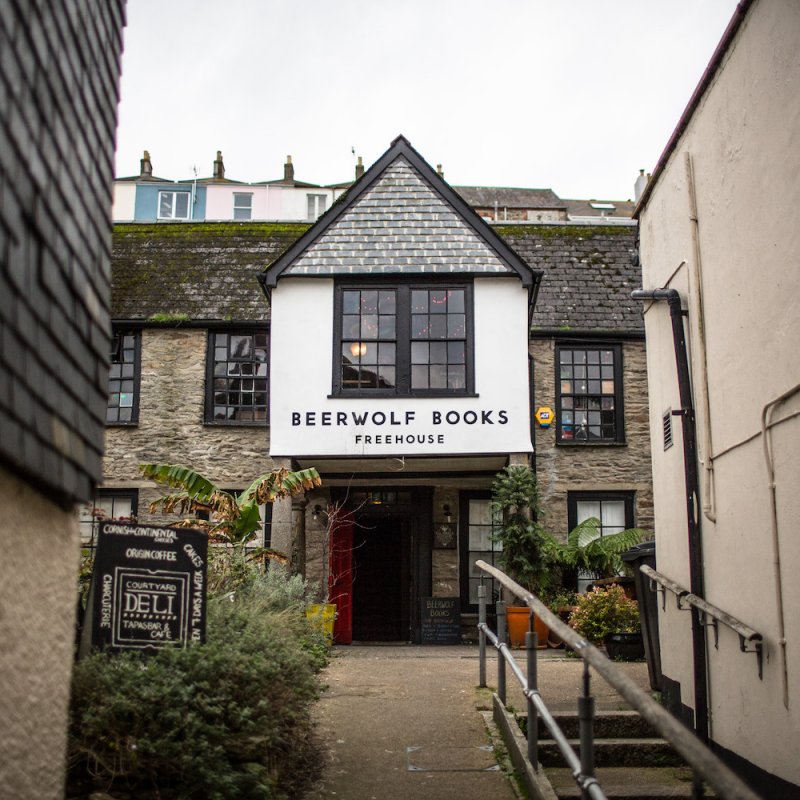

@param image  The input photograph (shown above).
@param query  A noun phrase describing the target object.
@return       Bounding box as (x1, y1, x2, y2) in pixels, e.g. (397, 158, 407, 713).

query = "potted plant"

(557, 516, 647, 597)
(568, 584, 644, 660)
(491, 466, 559, 647)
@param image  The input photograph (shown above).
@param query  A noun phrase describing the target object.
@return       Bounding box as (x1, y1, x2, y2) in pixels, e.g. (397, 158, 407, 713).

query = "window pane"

(378, 315, 395, 338)
(448, 290, 465, 312)
(448, 365, 465, 389)
(379, 291, 396, 314)
(411, 342, 428, 363)
(411, 290, 428, 312)
(411, 365, 428, 389)
(430, 364, 447, 389)
(175, 193, 189, 218)
(159, 193, 173, 217)
(448, 341, 465, 363)
(343, 291, 359, 314)
(430, 290, 447, 311)
(576, 500, 601, 523)
(378, 366, 395, 387)
(342, 315, 359, 338)
(448, 314, 466, 338)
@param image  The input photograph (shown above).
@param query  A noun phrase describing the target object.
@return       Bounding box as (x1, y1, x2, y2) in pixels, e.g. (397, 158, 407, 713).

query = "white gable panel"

(269, 277, 532, 459)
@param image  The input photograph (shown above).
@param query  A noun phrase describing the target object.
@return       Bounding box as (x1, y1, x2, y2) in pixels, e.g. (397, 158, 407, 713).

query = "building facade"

(101, 136, 653, 645)
(636, 0, 800, 793)
(0, 3, 125, 797)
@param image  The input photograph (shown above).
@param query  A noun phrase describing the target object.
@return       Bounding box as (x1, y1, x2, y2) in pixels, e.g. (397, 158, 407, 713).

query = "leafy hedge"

(67, 565, 327, 799)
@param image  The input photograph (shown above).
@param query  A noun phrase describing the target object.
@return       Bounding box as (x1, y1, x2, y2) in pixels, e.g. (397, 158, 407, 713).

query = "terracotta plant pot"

(505, 606, 548, 649)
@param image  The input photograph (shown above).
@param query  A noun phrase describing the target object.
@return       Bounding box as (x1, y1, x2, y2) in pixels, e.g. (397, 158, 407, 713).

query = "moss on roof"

(111, 223, 309, 322)
(111, 221, 642, 333)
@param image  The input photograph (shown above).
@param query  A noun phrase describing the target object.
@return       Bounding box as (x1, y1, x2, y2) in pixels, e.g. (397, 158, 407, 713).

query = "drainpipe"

(631, 288, 709, 743)
(685, 153, 716, 523)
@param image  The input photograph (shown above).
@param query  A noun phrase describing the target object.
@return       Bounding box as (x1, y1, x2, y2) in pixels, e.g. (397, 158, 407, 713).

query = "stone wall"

(102, 327, 284, 545)
(531, 338, 654, 538)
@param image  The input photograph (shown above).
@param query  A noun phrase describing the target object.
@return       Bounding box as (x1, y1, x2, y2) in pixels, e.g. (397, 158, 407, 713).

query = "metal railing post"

(478, 583, 487, 688)
(578, 661, 596, 800)
(526, 627, 539, 770)
(497, 600, 507, 705)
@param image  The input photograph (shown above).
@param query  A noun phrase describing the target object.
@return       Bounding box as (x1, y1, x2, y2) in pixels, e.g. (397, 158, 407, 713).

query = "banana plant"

(557, 517, 647, 578)
(139, 463, 322, 549)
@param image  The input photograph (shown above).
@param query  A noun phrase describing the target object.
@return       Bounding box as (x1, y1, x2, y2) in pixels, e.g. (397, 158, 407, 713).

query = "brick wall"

(0, 1, 125, 505)
(531, 338, 654, 537)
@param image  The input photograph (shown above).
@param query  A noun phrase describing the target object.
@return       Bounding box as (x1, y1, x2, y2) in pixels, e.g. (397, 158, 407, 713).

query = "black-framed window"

(207, 330, 268, 423)
(79, 490, 138, 555)
(459, 491, 502, 612)
(567, 491, 634, 591)
(556, 343, 623, 443)
(334, 282, 473, 396)
(107, 329, 140, 424)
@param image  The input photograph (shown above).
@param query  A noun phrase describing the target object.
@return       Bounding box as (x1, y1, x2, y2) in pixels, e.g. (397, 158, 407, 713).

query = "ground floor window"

(459, 492, 502, 612)
(79, 490, 138, 554)
(567, 491, 634, 591)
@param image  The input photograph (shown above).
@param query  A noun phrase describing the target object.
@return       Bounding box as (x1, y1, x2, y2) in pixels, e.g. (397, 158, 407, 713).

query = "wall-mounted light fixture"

(312, 504, 324, 521)
(443, 503, 452, 523)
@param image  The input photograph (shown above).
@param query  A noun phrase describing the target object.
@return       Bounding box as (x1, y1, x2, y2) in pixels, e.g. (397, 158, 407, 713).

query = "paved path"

(309, 644, 650, 799)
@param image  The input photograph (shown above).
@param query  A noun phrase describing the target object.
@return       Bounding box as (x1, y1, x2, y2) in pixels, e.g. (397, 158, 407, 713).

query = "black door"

(351, 517, 410, 641)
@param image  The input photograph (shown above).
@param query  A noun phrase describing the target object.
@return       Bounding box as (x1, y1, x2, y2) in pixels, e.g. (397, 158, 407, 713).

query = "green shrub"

(568, 584, 640, 644)
(68, 568, 328, 799)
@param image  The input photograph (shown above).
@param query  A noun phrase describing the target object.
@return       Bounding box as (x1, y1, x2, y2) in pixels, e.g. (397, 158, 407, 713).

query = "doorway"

(352, 516, 409, 641)
(330, 487, 432, 643)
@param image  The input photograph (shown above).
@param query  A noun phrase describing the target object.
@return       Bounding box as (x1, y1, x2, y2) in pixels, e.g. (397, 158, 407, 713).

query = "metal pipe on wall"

(631, 288, 709, 742)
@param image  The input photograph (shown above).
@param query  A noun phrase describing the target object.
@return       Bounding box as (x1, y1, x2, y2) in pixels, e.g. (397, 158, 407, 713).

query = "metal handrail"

(476, 560, 761, 800)
(641, 564, 764, 678)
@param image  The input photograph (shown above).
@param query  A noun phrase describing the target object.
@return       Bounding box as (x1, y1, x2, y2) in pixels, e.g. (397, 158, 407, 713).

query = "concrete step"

(519, 710, 656, 740)
(545, 766, 716, 799)
(538, 738, 684, 768)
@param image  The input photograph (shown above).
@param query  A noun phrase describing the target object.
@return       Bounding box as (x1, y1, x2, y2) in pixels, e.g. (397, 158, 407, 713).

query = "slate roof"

(281, 158, 517, 278)
(262, 136, 540, 289)
(110, 222, 642, 334)
(111, 223, 309, 322)
(495, 224, 643, 334)
(454, 186, 566, 210)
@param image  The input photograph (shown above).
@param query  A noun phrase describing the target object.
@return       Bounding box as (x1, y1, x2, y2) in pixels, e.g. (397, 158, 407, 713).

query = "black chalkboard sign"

(85, 522, 207, 653)
(420, 597, 461, 644)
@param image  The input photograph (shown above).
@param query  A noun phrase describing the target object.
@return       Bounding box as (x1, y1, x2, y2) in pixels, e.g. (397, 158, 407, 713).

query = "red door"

(328, 512, 353, 644)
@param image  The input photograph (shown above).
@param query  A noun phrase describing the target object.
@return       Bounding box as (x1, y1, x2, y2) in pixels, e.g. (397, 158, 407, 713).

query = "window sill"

(556, 439, 627, 447)
(106, 421, 139, 427)
(203, 421, 269, 427)
(328, 392, 479, 400)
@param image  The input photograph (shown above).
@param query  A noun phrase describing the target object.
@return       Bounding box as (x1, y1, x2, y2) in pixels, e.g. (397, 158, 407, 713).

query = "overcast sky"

(114, 0, 740, 200)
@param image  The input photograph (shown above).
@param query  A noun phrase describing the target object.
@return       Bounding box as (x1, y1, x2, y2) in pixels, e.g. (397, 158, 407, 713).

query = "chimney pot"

(355, 156, 364, 180)
(634, 168, 649, 202)
(140, 150, 152, 177)
(284, 155, 294, 183)
(436, 164, 444, 179)
(213, 150, 225, 180)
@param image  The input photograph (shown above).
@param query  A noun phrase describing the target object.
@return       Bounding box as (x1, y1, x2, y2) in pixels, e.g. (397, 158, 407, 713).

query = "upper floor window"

(556, 343, 623, 443)
(233, 193, 253, 220)
(334, 283, 473, 396)
(207, 330, 268, 423)
(307, 193, 327, 220)
(107, 329, 139, 424)
(158, 191, 191, 220)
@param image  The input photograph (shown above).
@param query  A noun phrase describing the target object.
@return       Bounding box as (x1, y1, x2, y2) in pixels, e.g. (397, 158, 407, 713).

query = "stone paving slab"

(308, 644, 651, 799)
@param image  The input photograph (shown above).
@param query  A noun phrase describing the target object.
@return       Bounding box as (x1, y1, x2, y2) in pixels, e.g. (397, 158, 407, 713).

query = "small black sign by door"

(86, 522, 207, 652)
(420, 597, 461, 644)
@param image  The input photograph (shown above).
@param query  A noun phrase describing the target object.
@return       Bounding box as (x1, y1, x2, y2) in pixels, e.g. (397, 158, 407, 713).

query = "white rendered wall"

(638, 0, 800, 782)
(269, 277, 533, 458)
(111, 182, 135, 221)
